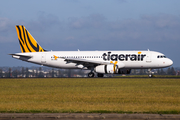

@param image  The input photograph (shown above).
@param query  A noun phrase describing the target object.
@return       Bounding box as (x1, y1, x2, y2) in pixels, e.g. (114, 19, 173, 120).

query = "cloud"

(116, 0, 127, 3)
(0, 18, 16, 42)
(0, 18, 14, 32)
(68, 14, 106, 29)
(27, 12, 61, 31)
(65, 36, 75, 40)
(141, 14, 180, 28)
(0, 13, 61, 43)
(1, 13, 180, 45)
(64, 0, 80, 3)
(64, 14, 180, 44)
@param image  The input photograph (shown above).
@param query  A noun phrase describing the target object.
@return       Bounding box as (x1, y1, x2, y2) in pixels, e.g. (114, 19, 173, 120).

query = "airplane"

(10, 25, 173, 77)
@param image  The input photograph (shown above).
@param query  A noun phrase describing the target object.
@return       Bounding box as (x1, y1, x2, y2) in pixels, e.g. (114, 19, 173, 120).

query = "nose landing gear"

(148, 69, 153, 78)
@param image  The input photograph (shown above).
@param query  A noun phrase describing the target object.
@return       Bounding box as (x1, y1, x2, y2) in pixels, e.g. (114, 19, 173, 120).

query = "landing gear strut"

(148, 69, 152, 78)
(88, 72, 95, 77)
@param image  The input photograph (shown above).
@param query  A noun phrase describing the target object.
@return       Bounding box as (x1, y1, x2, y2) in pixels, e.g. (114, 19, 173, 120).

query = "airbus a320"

(10, 25, 173, 77)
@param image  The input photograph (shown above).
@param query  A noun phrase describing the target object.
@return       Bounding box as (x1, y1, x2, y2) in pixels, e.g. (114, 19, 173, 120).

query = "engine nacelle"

(118, 69, 131, 74)
(95, 65, 118, 74)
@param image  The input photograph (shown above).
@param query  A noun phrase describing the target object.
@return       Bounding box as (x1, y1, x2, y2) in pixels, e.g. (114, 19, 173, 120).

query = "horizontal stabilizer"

(9, 54, 32, 59)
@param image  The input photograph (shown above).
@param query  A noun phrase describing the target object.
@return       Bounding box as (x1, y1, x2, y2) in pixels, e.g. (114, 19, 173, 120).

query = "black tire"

(97, 73, 104, 77)
(88, 72, 95, 77)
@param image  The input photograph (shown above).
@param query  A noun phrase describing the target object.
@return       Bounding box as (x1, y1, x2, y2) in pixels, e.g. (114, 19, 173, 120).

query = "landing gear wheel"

(88, 72, 95, 77)
(149, 74, 152, 78)
(148, 69, 153, 78)
(97, 73, 104, 77)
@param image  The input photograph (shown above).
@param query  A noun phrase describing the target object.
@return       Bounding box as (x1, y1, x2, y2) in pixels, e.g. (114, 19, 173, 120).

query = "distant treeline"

(131, 67, 177, 75)
(0, 66, 178, 78)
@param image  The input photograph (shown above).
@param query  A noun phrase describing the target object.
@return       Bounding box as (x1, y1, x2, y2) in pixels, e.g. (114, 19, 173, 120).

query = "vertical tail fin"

(15, 25, 45, 53)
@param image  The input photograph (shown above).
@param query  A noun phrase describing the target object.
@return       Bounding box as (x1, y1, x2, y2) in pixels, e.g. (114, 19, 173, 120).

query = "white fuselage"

(12, 51, 173, 70)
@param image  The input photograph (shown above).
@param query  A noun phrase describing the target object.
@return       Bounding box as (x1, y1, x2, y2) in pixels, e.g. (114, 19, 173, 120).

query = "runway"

(2, 77, 180, 79)
(0, 113, 180, 120)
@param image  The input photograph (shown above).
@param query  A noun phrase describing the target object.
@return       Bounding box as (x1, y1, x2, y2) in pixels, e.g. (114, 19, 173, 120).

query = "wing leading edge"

(61, 57, 112, 68)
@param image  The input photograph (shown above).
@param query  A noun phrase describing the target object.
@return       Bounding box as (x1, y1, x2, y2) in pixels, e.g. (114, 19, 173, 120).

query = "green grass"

(0, 78, 180, 114)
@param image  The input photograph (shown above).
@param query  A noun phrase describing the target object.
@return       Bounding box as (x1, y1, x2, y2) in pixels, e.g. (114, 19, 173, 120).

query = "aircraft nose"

(167, 59, 173, 66)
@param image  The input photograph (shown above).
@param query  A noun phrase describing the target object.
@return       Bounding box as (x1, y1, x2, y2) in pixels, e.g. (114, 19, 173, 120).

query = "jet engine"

(95, 65, 131, 74)
(94, 65, 118, 74)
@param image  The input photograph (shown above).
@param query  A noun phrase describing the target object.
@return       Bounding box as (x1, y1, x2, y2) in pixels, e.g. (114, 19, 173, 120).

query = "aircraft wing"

(61, 57, 111, 67)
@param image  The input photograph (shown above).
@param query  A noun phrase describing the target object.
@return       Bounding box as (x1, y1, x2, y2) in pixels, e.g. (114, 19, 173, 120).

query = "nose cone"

(167, 59, 173, 66)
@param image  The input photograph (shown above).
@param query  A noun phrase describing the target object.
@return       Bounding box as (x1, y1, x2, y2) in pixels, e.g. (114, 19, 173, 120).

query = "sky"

(0, 0, 180, 67)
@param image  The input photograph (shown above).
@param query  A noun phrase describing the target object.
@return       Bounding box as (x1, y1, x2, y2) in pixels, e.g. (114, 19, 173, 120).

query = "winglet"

(15, 25, 45, 53)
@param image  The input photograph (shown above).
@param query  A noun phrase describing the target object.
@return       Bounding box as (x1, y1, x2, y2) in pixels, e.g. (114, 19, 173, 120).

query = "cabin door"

(41, 53, 46, 63)
(146, 53, 151, 62)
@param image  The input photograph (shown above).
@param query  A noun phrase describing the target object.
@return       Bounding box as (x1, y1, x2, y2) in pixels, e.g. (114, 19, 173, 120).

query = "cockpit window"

(157, 55, 166, 58)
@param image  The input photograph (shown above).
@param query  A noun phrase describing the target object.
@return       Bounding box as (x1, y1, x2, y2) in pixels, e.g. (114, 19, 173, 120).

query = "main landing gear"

(88, 72, 104, 77)
(88, 72, 95, 77)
